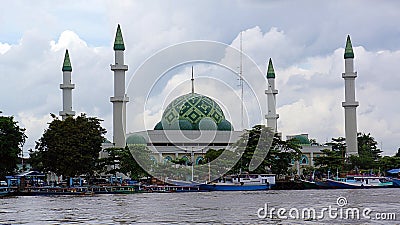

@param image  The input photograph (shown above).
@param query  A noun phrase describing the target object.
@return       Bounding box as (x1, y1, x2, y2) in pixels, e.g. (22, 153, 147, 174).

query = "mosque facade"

(59, 25, 359, 172)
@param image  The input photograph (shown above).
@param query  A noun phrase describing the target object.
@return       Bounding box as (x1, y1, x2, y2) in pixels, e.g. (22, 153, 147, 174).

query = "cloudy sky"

(1, 0, 400, 156)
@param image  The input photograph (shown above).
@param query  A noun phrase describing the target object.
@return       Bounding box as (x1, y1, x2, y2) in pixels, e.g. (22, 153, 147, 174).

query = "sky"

(1, 0, 400, 156)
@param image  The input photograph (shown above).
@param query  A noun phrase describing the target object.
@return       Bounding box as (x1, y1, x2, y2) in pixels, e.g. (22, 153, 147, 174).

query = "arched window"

(164, 156, 172, 163)
(150, 156, 157, 164)
(196, 156, 204, 165)
(301, 155, 309, 165)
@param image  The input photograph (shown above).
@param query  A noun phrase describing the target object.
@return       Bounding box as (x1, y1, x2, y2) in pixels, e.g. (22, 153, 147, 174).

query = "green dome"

(217, 119, 233, 131)
(291, 135, 310, 145)
(154, 121, 163, 130)
(126, 134, 147, 145)
(198, 117, 217, 130)
(155, 93, 232, 131)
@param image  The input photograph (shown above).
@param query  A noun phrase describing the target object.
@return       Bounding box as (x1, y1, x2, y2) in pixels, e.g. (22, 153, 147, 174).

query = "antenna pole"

(240, 32, 244, 130)
(191, 66, 194, 94)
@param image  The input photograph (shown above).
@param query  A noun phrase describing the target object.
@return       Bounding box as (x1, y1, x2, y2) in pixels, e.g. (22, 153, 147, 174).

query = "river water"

(1, 188, 399, 224)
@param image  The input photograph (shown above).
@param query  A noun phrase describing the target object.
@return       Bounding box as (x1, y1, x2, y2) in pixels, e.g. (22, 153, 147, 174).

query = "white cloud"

(50, 30, 88, 52)
(0, 42, 11, 54)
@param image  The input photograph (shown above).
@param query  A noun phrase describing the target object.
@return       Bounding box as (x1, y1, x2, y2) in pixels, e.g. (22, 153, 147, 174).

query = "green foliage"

(314, 148, 344, 172)
(230, 125, 301, 176)
(0, 115, 26, 178)
(204, 149, 224, 163)
(98, 146, 150, 180)
(376, 156, 400, 173)
(170, 157, 190, 166)
(357, 133, 382, 160)
(266, 136, 302, 176)
(316, 133, 386, 173)
(32, 114, 106, 178)
(395, 148, 400, 157)
(128, 145, 153, 180)
(346, 133, 382, 170)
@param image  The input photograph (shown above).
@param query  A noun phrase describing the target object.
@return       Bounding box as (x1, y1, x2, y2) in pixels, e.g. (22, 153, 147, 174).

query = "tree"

(346, 133, 382, 170)
(377, 156, 400, 174)
(394, 148, 400, 157)
(265, 135, 302, 176)
(357, 133, 382, 160)
(314, 148, 343, 173)
(231, 125, 302, 176)
(33, 114, 106, 178)
(0, 115, 26, 179)
(314, 137, 346, 173)
(98, 146, 150, 180)
(204, 149, 224, 163)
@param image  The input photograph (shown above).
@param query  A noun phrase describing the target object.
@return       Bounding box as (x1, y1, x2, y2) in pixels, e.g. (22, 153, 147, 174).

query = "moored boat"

(300, 180, 319, 189)
(392, 178, 400, 187)
(0, 187, 12, 197)
(199, 174, 275, 191)
(300, 179, 331, 189)
(17, 187, 94, 196)
(326, 175, 393, 189)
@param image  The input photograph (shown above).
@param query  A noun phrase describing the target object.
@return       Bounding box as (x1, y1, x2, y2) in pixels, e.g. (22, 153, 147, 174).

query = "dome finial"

(266, 58, 275, 78)
(344, 35, 354, 59)
(62, 49, 72, 72)
(191, 66, 195, 94)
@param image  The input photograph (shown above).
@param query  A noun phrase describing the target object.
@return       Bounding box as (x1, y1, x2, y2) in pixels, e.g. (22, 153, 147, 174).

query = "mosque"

(59, 25, 359, 174)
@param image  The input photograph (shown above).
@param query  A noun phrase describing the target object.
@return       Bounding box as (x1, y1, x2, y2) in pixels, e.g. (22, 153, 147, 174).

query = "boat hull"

(300, 180, 331, 189)
(392, 178, 400, 187)
(326, 179, 392, 189)
(199, 183, 269, 191)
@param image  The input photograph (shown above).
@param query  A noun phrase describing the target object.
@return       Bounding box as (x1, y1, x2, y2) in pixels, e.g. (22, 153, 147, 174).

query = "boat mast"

(239, 32, 244, 130)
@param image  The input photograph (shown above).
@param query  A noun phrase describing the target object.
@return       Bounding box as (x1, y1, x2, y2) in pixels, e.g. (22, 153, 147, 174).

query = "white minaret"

(59, 49, 75, 120)
(265, 58, 279, 132)
(110, 24, 129, 148)
(342, 35, 359, 156)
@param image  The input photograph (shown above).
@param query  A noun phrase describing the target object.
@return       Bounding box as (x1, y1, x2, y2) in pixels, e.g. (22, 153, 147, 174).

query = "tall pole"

(239, 32, 244, 130)
(342, 35, 359, 156)
(191, 66, 194, 94)
(110, 24, 129, 148)
(59, 49, 75, 120)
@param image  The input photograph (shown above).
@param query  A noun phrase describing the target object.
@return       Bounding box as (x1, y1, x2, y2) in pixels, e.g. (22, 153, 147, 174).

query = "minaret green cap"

(344, 35, 354, 59)
(266, 58, 275, 78)
(62, 49, 72, 72)
(113, 24, 125, 51)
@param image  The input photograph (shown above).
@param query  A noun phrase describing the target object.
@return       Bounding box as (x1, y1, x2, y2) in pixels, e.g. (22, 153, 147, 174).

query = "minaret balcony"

(342, 72, 357, 78)
(342, 101, 359, 107)
(59, 110, 76, 116)
(265, 89, 278, 94)
(60, 84, 75, 89)
(111, 64, 128, 71)
(110, 96, 129, 103)
(265, 114, 279, 119)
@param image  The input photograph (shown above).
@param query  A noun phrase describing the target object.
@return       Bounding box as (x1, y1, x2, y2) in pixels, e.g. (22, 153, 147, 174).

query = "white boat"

(164, 178, 201, 187)
(199, 174, 275, 191)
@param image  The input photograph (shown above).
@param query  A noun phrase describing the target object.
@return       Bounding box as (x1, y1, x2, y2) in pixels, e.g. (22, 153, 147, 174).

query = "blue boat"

(0, 187, 12, 197)
(392, 178, 400, 187)
(326, 175, 393, 189)
(199, 174, 275, 191)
